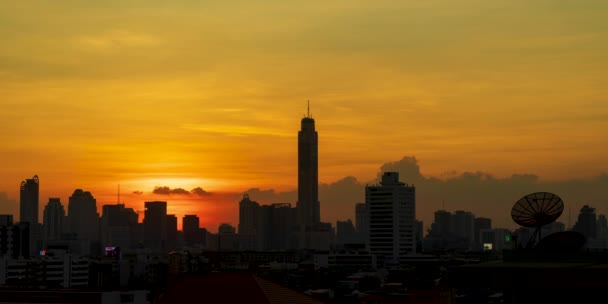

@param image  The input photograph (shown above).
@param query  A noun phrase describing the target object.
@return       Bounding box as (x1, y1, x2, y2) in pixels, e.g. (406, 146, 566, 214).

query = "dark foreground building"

(449, 251, 608, 303)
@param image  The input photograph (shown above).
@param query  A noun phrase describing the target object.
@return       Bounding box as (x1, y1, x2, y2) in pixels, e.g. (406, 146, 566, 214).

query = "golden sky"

(1, 1, 607, 230)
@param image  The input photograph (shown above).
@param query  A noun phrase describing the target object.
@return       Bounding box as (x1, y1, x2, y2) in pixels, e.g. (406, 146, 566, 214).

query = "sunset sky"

(1, 1, 607, 231)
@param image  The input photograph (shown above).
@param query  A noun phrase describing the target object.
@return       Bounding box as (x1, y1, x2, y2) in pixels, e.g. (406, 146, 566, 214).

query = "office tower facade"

(20, 175, 39, 224)
(218, 223, 237, 251)
(238, 194, 260, 250)
(238, 194, 259, 235)
(100, 204, 138, 250)
(166, 214, 178, 250)
(336, 219, 357, 244)
(294, 104, 329, 250)
(183, 215, 200, 246)
(474, 217, 492, 246)
(366, 172, 416, 267)
(453, 210, 475, 246)
(67, 189, 100, 242)
(573, 205, 597, 239)
(43, 198, 65, 242)
(143, 201, 167, 253)
(0, 221, 30, 258)
(355, 203, 369, 245)
(0, 215, 13, 226)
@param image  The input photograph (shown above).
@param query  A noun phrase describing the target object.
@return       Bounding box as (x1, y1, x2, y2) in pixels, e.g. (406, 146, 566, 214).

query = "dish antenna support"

(511, 192, 564, 248)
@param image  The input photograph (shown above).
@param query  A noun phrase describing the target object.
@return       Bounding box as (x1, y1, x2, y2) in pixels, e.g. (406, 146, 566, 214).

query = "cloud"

(0, 192, 18, 216)
(191, 187, 211, 196)
(153, 186, 190, 195)
(77, 30, 161, 50)
(132, 191, 143, 195)
(152, 186, 212, 196)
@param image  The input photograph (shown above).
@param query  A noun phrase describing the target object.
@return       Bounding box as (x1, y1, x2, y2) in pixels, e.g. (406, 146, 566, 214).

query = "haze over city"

(2, 1, 608, 232)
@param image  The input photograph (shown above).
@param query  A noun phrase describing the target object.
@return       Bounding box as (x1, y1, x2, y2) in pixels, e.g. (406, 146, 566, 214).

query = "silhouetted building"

(0, 215, 13, 226)
(20, 175, 39, 225)
(143, 201, 167, 253)
(218, 223, 237, 251)
(336, 219, 357, 244)
(355, 203, 368, 246)
(183, 215, 200, 246)
(100, 204, 138, 251)
(474, 217, 492, 246)
(573, 205, 597, 239)
(0, 221, 29, 258)
(366, 172, 416, 267)
(67, 189, 100, 248)
(453, 210, 475, 246)
(597, 214, 608, 239)
(43, 198, 65, 243)
(238, 194, 260, 250)
(415, 220, 423, 253)
(19, 176, 41, 255)
(294, 104, 330, 250)
(166, 214, 178, 250)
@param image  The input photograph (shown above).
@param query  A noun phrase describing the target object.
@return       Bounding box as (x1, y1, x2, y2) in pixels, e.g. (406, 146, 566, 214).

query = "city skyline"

(2, 1, 608, 231)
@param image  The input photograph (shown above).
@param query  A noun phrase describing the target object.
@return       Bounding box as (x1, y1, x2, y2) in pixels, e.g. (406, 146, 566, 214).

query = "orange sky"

(1, 1, 608, 231)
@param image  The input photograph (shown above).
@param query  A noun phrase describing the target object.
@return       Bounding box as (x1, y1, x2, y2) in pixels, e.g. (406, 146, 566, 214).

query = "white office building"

(366, 172, 416, 268)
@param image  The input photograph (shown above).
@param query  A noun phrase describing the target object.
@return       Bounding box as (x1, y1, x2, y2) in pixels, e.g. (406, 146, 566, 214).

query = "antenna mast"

(118, 184, 120, 205)
(307, 100, 310, 118)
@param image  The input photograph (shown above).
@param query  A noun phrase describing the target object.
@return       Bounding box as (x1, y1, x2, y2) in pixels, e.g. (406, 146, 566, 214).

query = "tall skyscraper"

(166, 214, 178, 250)
(43, 198, 65, 242)
(143, 201, 167, 252)
(296, 103, 320, 227)
(20, 175, 39, 224)
(238, 194, 259, 235)
(295, 103, 329, 250)
(355, 203, 369, 245)
(67, 189, 100, 242)
(573, 205, 597, 239)
(100, 204, 138, 250)
(238, 194, 260, 251)
(183, 214, 200, 246)
(366, 172, 416, 267)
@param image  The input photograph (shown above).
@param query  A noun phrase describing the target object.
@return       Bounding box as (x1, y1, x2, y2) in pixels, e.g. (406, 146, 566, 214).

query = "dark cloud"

(191, 187, 211, 196)
(0, 192, 18, 216)
(153, 186, 192, 195)
(132, 191, 143, 195)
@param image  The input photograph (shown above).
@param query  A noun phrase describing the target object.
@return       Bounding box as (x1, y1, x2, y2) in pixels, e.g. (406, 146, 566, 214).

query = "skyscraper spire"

(307, 100, 310, 118)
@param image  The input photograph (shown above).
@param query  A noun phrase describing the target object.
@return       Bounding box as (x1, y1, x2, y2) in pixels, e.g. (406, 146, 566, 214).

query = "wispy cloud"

(76, 30, 161, 50)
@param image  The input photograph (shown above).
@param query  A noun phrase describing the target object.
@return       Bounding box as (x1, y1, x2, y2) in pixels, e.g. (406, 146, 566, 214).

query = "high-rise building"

(453, 210, 475, 246)
(294, 103, 329, 250)
(297, 103, 319, 227)
(166, 214, 178, 250)
(68, 189, 100, 241)
(355, 203, 368, 245)
(43, 198, 65, 242)
(366, 172, 416, 267)
(100, 204, 138, 250)
(0, 215, 13, 226)
(143, 201, 167, 252)
(239, 194, 260, 250)
(20, 175, 39, 224)
(474, 217, 492, 246)
(218, 223, 237, 251)
(573, 205, 597, 239)
(239, 194, 259, 235)
(183, 215, 200, 246)
(336, 219, 357, 244)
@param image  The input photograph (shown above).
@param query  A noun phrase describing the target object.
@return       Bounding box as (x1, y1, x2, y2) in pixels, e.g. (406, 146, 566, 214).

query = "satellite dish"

(511, 192, 564, 248)
(535, 231, 586, 252)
